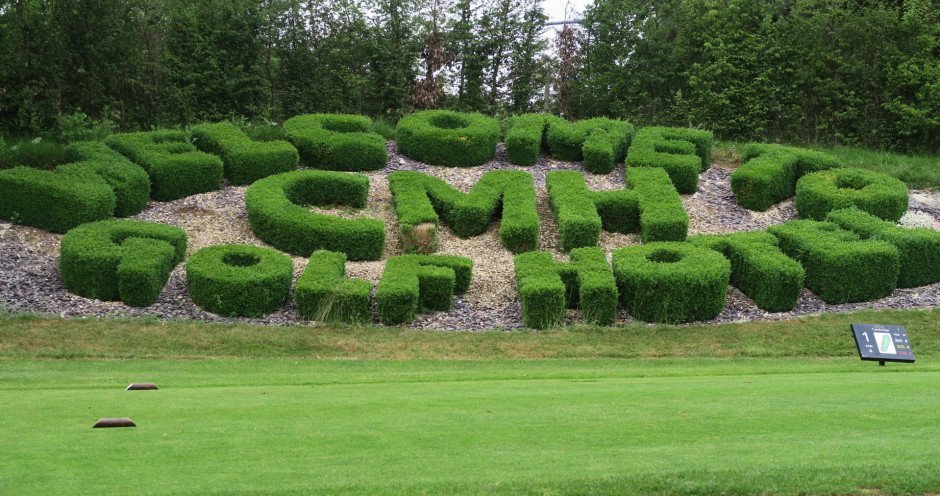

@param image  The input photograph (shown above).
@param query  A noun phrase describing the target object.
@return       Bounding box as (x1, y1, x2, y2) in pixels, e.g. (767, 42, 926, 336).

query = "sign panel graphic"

(851, 323, 915, 363)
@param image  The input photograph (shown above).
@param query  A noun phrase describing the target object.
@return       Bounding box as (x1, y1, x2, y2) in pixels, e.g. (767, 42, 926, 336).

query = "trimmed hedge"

(105, 130, 223, 201)
(547, 167, 687, 251)
(186, 244, 293, 317)
(62, 141, 151, 217)
(376, 254, 472, 325)
(0, 166, 115, 233)
(60, 219, 187, 307)
(626, 127, 713, 193)
(295, 250, 372, 323)
(283, 114, 386, 171)
(388, 170, 539, 253)
(191, 121, 298, 185)
(731, 143, 840, 211)
(245, 170, 385, 260)
(503, 113, 564, 166)
(688, 231, 805, 312)
(612, 242, 730, 323)
(795, 167, 908, 221)
(768, 219, 899, 304)
(545, 117, 634, 174)
(395, 110, 500, 167)
(514, 247, 617, 329)
(827, 207, 940, 288)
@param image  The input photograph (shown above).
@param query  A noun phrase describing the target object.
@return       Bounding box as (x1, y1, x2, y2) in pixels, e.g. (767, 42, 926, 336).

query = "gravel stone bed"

(2, 142, 939, 330)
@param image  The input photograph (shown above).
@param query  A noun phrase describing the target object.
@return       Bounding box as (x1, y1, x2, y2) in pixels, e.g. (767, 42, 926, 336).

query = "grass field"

(2, 310, 940, 494)
(715, 142, 940, 189)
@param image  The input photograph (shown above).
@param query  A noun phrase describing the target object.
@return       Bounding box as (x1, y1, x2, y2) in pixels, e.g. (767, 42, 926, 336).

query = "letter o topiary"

(60, 219, 187, 307)
(795, 167, 908, 221)
(612, 242, 730, 323)
(244, 170, 385, 260)
(395, 110, 500, 167)
(186, 244, 293, 317)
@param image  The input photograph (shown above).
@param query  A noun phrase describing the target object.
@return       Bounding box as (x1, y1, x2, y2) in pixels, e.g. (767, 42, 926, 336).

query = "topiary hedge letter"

(731, 143, 841, 211)
(60, 220, 187, 307)
(626, 127, 713, 193)
(795, 167, 908, 221)
(514, 247, 617, 329)
(296, 250, 372, 323)
(376, 254, 472, 325)
(395, 110, 500, 167)
(545, 117, 635, 174)
(388, 170, 539, 253)
(186, 244, 293, 317)
(191, 121, 299, 185)
(612, 242, 730, 323)
(283, 114, 387, 171)
(244, 170, 385, 261)
(769, 219, 899, 304)
(106, 130, 223, 201)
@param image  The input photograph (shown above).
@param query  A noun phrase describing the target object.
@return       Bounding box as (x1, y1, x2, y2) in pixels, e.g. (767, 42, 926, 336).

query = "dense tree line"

(0, 0, 937, 153)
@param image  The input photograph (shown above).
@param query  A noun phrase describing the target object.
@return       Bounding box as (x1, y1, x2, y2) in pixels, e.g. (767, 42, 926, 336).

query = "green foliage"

(57, 111, 116, 142)
(612, 242, 730, 324)
(547, 167, 687, 251)
(395, 110, 500, 167)
(244, 170, 385, 261)
(186, 244, 293, 318)
(388, 170, 539, 254)
(295, 250, 372, 323)
(59, 219, 187, 307)
(514, 247, 617, 329)
(283, 114, 387, 171)
(503, 113, 563, 166)
(795, 167, 909, 221)
(62, 141, 150, 217)
(191, 121, 298, 185)
(376, 254, 473, 325)
(827, 207, 940, 289)
(769, 220, 899, 304)
(689, 231, 805, 312)
(626, 127, 713, 193)
(0, 138, 68, 170)
(544, 117, 635, 174)
(105, 130, 223, 201)
(0, 166, 115, 233)
(731, 143, 842, 211)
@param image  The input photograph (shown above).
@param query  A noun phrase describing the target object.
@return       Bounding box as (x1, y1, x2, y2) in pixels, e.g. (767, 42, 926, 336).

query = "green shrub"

(795, 167, 909, 221)
(295, 250, 372, 323)
(186, 244, 293, 317)
(244, 170, 385, 260)
(768, 219, 899, 304)
(60, 219, 187, 307)
(626, 127, 713, 193)
(0, 137, 68, 170)
(688, 231, 805, 312)
(191, 121, 298, 185)
(826, 207, 940, 288)
(0, 166, 115, 233)
(62, 141, 151, 217)
(395, 110, 500, 167)
(731, 143, 840, 211)
(612, 242, 730, 323)
(545, 117, 634, 174)
(514, 247, 617, 329)
(283, 114, 387, 171)
(503, 113, 564, 166)
(376, 254, 472, 325)
(547, 167, 687, 251)
(388, 170, 539, 253)
(57, 111, 116, 142)
(105, 130, 223, 201)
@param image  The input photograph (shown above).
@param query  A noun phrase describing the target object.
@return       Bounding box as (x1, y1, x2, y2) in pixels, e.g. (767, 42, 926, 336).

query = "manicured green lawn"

(1, 358, 939, 495)
(2, 310, 940, 494)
